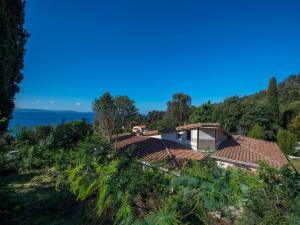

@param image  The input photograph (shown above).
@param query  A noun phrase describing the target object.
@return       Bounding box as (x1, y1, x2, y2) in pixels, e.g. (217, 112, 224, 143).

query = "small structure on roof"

(132, 125, 146, 134)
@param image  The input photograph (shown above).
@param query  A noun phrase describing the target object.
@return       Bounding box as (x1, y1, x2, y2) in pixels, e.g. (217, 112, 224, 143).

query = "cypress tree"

(267, 77, 279, 121)
(0, 0, 29, 133)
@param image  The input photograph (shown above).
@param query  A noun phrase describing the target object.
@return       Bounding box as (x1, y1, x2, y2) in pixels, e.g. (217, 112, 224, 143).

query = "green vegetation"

(166, 93, 193, 126)
(1, 0, 300, 224)
(141, 75, 300, 146)
(248, 124, 265, 140)
(1, 103, 300, 224)
(93, 92, 138, 140)
(0, 0, 29, 133)
(189, 101, 214, 123)
(267, 77, 280, 122)
(1, 127, 300, 224)
(288, 114, 300, 139)
(145, 110, 165, 130)
(0, 170, 84, 225)
(277, 128, 297, 156)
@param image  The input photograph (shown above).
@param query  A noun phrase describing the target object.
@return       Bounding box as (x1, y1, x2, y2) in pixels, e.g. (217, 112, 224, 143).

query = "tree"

(189, 101, 215, 123)
(93, 92, 137, 145)
(156, 116, 176, 132)
(146, 110, 165, 129)
(213, 96, 244, 133)
(248, 124, 265, 139)
(114, 95, 138, 132)
(267, 77, 279, 121)
(166, 93, 192, 126)
(288, 114, 300, 139)
(93, 92, 115, 139)
(282, 100, 300, 128)
(277, 128, 297, 156)
(0, 0, 29, 133)
(239, 101, 276, 139)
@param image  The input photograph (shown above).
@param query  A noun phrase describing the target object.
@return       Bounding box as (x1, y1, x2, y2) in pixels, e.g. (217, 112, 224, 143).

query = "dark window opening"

(187, 130, 191, 140)
(177, 133, 182, 140)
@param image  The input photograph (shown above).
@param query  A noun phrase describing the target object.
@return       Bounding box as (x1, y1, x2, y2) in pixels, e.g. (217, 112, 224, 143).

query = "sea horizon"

(9, 108, 94, 129)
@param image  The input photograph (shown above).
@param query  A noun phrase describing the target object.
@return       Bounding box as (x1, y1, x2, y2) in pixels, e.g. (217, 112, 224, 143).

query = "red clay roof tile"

(117, 135, 206, 164)
(212, 136, 288, 167)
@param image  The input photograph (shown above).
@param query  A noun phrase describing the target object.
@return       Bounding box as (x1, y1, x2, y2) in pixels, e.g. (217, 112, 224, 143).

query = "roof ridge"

(239, 135, 279, 144)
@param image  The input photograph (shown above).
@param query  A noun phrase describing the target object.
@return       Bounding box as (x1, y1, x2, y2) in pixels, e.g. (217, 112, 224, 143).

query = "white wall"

(199, 128, 215, 140)
(148, 128, 228, 151)
(161, 133, 178, 141)
(150, 134, 162, 139)
(149, 132, 178, 141)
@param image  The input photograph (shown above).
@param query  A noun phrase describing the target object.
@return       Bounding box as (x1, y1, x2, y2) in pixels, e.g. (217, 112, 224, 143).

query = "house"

(119, 123, 287, 170)
(132, 125, 146, 133)
(135, 122, 288, 170)
(143, 123, 228, 151)
(117, 134, 207, 167)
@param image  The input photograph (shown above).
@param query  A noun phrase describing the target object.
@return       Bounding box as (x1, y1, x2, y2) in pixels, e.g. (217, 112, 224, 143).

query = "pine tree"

(0, 0, 29, 133)
(267, 77, 279, 121)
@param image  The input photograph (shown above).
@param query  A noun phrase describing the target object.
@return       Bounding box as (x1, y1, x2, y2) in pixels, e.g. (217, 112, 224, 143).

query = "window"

(187, 130, 191, 141)
(177, 133, 182, 140)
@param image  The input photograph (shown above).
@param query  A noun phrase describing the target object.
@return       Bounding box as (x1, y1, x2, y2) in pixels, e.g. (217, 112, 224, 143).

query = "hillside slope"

(278, 74, 300, 105)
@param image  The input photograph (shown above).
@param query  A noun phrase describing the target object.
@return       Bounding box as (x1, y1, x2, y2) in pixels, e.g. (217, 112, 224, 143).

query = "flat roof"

(176, 123, 221, 131)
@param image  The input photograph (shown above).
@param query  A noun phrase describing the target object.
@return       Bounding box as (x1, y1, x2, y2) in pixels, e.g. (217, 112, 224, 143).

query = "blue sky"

(16, 0, 300, 113)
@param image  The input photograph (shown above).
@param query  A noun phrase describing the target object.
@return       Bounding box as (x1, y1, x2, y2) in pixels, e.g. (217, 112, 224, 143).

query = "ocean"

(8, 109, 94, 129)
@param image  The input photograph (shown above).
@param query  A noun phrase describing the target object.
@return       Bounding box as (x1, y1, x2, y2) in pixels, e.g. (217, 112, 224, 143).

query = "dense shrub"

(2, 121, 300, 224)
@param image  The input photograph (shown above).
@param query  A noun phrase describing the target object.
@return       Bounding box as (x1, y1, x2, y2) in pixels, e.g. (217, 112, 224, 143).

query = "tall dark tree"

(166, 93, 192, 126)
(267, 77, 279, 121)
(0, 0, 29, 133)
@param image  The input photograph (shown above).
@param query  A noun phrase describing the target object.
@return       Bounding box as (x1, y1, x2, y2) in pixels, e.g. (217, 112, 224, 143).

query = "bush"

(277, 128, 297, 156)
(288, 114, 300, 139)
(248, 124, 265, 139)
(49, 120, 92, 149)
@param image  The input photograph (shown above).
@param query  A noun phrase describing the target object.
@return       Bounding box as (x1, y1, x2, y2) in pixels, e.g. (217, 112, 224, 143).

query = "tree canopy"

(166, 93, 192, 126)
(189, 101, 215, 123)
(93, 92, 137, 139)
(248, 124, 265, 140)
(267, 77, 280, 122)
(0, 0, 29, 133)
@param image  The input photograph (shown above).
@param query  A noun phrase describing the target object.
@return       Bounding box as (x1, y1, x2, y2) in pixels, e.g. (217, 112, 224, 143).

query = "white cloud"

(50, 100, 55, 104)
(76, 102, 81, 106)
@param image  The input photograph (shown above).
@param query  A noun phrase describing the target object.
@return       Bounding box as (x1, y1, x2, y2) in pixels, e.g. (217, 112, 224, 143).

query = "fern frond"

(132, 208, 181, 225)
(96, 183, 109, 217)
(115, 192, 133, 225)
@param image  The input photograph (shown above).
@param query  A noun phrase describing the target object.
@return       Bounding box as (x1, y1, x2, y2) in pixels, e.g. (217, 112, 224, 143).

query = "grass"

(290, 159, 300, 172)
(0, 170, 85, 225)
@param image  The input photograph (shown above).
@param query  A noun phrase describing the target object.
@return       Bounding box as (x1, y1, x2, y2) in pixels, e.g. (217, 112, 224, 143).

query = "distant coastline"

(14, 108, 92, 113)
(9, 109, 94, 128)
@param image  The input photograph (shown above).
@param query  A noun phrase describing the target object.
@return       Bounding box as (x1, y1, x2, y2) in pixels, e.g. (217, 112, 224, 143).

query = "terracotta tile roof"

(176, 123, 221, 131)
(117, 135, 206, 165)
(212, 136, 288, 168)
